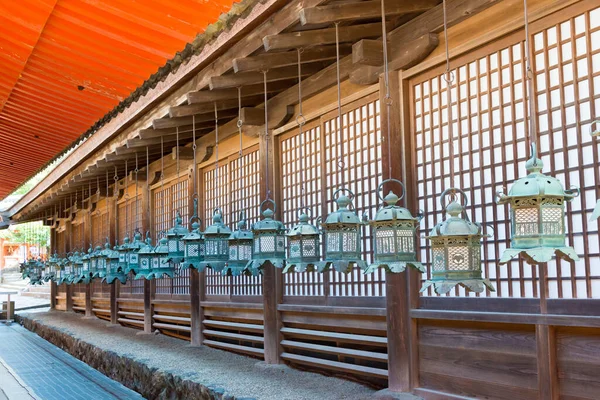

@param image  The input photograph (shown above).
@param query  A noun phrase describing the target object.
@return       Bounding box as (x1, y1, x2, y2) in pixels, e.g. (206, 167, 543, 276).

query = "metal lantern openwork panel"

(118, 235, 130, 270)
(247, 199, 286, 273)
(366, 179, 425, 274)
(225, 212, 253, 276)
(203, 208, 231, 273)
(167, 211, 189, 264)
(105, 245, 127, 284)
(497, 144, 579, 264)
(318, 188, 367, 273)
(126, 231, 144, 274)
(182, 217, 205, 271)
(135, 236, 155, 280)
(284, 210, 320, 273)
(150, 236, 174, 279)
(422, 188, 495, 295)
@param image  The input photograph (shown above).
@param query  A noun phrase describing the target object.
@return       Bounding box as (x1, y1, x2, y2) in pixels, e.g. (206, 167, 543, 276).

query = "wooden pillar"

(190, 269, 204, 346)
(536, 264, 558, 399)
(66, 284, 73, 312)
(143, 279, 155, 333)
(110, 281, 119, 324)
(0, 238, 5, 270)
(50, 281, 57, 309)
(380, 70, 418, 392)
(84, 282, 93, 317)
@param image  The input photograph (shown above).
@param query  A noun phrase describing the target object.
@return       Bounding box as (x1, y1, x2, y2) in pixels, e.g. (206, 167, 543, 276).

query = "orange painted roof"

(0, 0, 236, 199)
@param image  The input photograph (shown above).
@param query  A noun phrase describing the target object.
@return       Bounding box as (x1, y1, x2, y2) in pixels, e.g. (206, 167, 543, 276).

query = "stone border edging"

(17, 315, 254, 400)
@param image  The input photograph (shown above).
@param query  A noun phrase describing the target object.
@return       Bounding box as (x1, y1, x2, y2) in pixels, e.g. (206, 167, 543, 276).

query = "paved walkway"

(0, 323, 143, 400)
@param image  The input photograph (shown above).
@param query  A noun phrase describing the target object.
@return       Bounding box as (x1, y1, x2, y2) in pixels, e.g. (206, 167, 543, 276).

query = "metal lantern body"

(126, 232, 144, 274)
(247, 201, 286, 273)
(89, 245, 103, 278)
(224, 216, 253, 276)
(81, 248, 92, 281)
(28, 258, 44, 285)
(166, 211, 188, 265)
(149, 237, 174, 279)
(105, 245, 127, 284)
(317, 190, 367, 273)
(45, 253, 59, 282)
(118, 235, 131, 271)
(182, 221, 205, 270)
(73, 251, 89, 284)
(135, 237, 155, 280)
(422, 189, 495, 295)
(62, 255, 74, 285)
(284, 212, 321, 273)
(497, 145, 579, 264)
(96, 242, 111, 279)
(366, 185, 425, 274)
(203, 208, 231, 273)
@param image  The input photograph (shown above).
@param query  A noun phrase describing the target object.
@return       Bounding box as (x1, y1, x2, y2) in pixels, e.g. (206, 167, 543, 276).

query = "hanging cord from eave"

(523, 0, 538, 158)
(146, 146, 150, 233)
(381, 0, 393, 181)
(176, 126, 180, 217)
(135, 152, 139, 233)
(192, 115, 198, 214)
(263, 70, 271, 201)
(214, 102, 220, 209)
(335, 22, 345, 190)
(297, 48, 307, 211)
(442, 0, 457, 189)
(159, 135, 165, 238)
(237, 86, 247, 213)
(114, 166, 119, 241)
(124, 159, 129, 238)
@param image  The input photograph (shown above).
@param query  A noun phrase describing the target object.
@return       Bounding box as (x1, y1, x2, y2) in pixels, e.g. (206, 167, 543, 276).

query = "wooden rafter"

(208, 64, 324, 90)
(153, 110, 238, 130)
(187, 81, 292, 104)
(299, 0, 439, 25)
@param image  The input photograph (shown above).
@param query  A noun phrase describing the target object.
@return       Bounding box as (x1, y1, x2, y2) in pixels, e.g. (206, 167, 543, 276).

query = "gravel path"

(19, 311, 377, 400)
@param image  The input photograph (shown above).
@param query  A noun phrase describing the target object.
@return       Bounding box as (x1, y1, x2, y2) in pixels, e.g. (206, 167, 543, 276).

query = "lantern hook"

(590, 120, 600, 137)
(259, 198, 276, 215)
(440, 187, 468, 210)
(376, 178, 406, 202)
(565, 186, 580, 198)
(296, 207, 313, 220)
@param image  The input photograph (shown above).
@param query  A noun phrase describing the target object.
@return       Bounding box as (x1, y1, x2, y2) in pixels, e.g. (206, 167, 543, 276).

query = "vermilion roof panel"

(0, 0, 236, 199)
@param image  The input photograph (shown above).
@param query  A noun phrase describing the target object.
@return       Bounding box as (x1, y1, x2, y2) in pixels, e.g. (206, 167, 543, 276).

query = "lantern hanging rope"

(283, 48, 321, 274)
(365, 0, 425, 275)
(316, 22, 367, 274)
(247, 76, 287, 274)
(127, 152, 145, 276)
(117, 161, 131, 273)
(203, 103, 232, 273)
(589, 121, 600, 221)
(135, 147, 156, 280)
(106, 166, 127, 284)
(496, 0, 580, 265)
(182, 116, 207, 271)
(166, 127, 189, 266)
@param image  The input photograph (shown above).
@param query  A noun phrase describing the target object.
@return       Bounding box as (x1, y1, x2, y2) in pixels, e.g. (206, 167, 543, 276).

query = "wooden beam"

(153, 110, 238, 130)
(169, 95, 264, 118)
(209, 64, 323, 90)
(187, 81, 292, 104)
(352, 39, 384, 66)
(350, 0, 500, 83)
(299, 0, 439, 25)
(233, 45, 350, 73)
(171, 147, 195, 161)
(139, 126, 213, 140)
(351, 33, 438, 85)
(241, 107, 265, 126)
(126, 132, 195, 148)
(263, 23, 382, 52)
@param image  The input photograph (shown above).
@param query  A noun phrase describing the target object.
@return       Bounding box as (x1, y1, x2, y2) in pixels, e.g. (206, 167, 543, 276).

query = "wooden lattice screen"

(91, 212, 108, 247)
(411, 4, 600, 299)
(203, 146, 262, 296)
(153, 177, 189, 295)
(279, 93, 384, 297)
(117, 195, 142, 241)
(72, 222, 85, 251)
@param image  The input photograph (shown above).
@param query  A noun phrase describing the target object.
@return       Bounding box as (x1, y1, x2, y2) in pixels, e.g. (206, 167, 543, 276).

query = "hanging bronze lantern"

(135, 235, 155, 280)
(182, 200, 205, 271)
(118, 235, 131, 271)
(166, 211, 189, 265)
(96, 240, 111, 279)
(72, 252, 87, 284)
(105, 244, 127, 284)
(247, 200, 286, 273)
(126, 231, 144, 274)
(283, 210, 320, 273)
(203, 208, 231, 273)
(149, 236, 173, 279)
(497, 144, 579, 264)
(317, 189, 367, 273)
(89, 245, 103, 278)
(422, 188, 495, 295)
(590, 121, 600, 221)
(46, 253, 59, 282)
(224, 212, 254, 276)
(62, 254, 74, 285)
(366, 179, 425, 274)
(81, 247, 92, 281)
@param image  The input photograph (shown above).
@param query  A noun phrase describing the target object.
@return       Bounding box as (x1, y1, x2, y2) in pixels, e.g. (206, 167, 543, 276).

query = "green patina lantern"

(149, 236, 173, 279)
(247, 199, 286, 273)
(73, 251, 89, 284)
(81, 247, 92, 280)
(203, 208, 231, 273)
(496, 144, 579, 265)
(366, 179, 425, 274)
(422, 188, 495, 295)
(317, 188, 367, 273)
(135, 235, 155, 280)
(61, 254, 74, 285)
(182, 201, 205, 271)
(118, 235, 131, 271)
(27, 258, 44, 285)
(45, 253, 59, 282)
(166, 211, 189, 265)
(70, 252, 83, 284)
(89, 245, 103, 278)
(590, 121, 600, 221)
(223, 212, 253, 276)
(283, 210, 321, 273)
(126, 231, 144, 274)
(95, 241, 111, 279)
(105, 244, 127, 284)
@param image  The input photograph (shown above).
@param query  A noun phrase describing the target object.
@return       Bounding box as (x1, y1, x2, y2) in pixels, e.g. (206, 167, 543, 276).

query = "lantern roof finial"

(525, 143, 543, 174)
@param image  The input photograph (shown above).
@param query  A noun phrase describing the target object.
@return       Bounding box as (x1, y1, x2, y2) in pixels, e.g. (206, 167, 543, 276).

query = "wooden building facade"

(9, 0, 600, 398)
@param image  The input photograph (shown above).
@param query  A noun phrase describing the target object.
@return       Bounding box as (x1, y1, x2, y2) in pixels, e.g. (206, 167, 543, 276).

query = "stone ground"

(0, 322, 143, 400)
(18, 311, 377, 400)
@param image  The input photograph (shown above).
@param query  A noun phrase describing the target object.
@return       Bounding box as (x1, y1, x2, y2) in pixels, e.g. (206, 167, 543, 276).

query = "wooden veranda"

(5, 0, 600, 399)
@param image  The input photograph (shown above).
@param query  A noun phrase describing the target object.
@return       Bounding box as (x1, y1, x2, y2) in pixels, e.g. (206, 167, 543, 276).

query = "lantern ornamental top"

(204, 209, 232, 235)
(427, 199, 482, 238)
(252, 208, 285, 232)
(182, 221, 204, 241)
(373, 191, 420, 223)
(230, 218, 253, 241)
(167, 212, 189, 237)
(497, 145, 578, 204)
(287, 213, 320, 236)
(323, 194, 364, 226)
